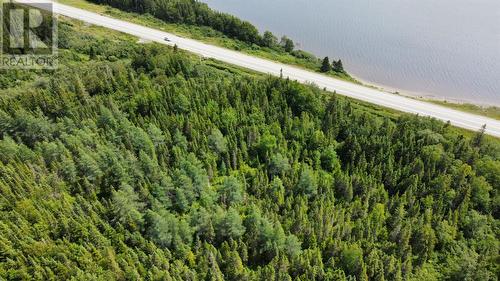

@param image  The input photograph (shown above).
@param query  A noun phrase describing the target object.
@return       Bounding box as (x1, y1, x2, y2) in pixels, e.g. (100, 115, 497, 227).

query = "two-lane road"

(17, 0, 500, 137)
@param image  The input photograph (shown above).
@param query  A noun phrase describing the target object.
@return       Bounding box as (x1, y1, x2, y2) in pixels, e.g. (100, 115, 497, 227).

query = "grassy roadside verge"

(425, 100, 500, 120)
(55, 0, 500, 121)
(3, 11, 497, 146)
(66, 17, 500, 143)
(54, 19, 500, 143)
(58, 0, 359, 83)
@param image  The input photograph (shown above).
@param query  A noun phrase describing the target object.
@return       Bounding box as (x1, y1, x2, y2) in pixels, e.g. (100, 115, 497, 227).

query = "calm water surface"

(203, 0, 500, 105)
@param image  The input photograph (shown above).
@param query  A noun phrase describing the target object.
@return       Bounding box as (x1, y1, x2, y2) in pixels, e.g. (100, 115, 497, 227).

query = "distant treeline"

(88, 0, 284, 48)
(87, 0, 356, 75)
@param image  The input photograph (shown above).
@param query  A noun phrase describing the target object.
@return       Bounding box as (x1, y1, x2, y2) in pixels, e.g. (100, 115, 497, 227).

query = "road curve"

(17, 0, 500, 137)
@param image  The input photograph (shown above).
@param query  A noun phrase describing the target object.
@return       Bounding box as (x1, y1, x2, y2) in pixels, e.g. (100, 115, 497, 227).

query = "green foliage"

(321, 56, 332, 73)
(332, 59, 345, 73)
(340, 244, 366, 278)
(280, 36, 295, 53)
(89, 0, 264, 47)
(216, 207, 245, 241)
(218, 176, 244, 206)
(269, 153, 291, 177)
(112, 183, 145, 230)
(0, 17, 499, 280)
(296, 165, 318, 198)
(262, 31, 278, 48)
(209, 128, 228, 154)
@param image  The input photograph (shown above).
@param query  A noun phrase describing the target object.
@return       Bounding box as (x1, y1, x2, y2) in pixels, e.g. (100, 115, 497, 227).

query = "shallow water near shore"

(203, 0, 500, 106)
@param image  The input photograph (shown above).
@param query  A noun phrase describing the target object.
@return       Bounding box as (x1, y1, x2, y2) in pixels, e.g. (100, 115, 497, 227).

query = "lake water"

(203, 0, 500, 106)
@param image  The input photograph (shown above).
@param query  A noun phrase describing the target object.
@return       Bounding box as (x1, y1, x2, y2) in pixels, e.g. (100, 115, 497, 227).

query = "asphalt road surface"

(17, 0, 500, 137)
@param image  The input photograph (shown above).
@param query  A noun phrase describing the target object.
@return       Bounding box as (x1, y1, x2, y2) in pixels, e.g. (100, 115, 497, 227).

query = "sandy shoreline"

(350, 74, 500, 108)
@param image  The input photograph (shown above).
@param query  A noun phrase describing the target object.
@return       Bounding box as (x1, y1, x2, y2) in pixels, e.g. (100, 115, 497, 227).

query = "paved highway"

(17, 0, 500, 137)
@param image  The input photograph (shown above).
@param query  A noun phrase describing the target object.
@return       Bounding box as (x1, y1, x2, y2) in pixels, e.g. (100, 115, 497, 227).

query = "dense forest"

(0, 14, 499, 281)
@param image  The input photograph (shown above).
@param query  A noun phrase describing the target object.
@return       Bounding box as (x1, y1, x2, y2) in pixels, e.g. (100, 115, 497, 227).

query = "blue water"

(203, 0, 500, 105)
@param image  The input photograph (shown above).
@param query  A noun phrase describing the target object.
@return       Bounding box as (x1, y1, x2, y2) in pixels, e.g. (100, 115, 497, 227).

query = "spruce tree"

(321, 56, 332, 72)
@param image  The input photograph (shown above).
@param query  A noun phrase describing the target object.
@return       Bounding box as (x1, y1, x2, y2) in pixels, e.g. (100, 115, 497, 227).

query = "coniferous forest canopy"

(0, 11, 499, 281)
